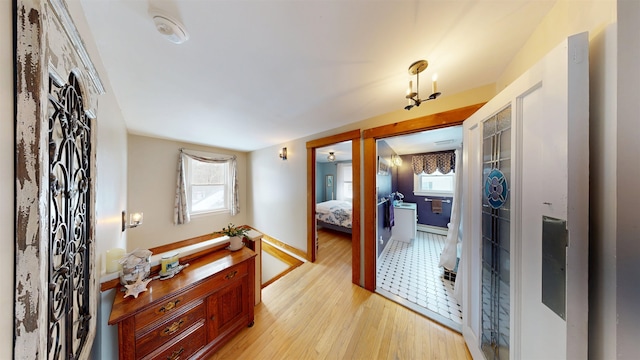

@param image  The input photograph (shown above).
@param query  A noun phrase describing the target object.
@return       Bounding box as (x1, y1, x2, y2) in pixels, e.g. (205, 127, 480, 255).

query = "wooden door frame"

(307, 130, 361, 285)
(361, 103, 486, 291)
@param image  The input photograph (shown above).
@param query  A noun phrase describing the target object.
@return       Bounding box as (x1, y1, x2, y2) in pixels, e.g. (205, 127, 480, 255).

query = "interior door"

(461, 32, 589, 359)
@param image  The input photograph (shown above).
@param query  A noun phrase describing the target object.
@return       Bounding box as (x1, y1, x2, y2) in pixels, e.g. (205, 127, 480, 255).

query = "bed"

(316, 200, 352, 234)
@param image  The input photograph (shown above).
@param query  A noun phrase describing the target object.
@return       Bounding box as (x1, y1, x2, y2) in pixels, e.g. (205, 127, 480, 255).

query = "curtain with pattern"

(174, 149, 239, 225)
(411, 150, 456, 174)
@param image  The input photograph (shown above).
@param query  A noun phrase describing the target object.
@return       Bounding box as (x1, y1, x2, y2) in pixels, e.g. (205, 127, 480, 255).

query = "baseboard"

(417, 224, 448, 235)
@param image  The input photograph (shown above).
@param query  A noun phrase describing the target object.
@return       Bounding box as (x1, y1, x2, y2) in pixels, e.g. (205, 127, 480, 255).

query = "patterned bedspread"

(316, 200, 352, 229)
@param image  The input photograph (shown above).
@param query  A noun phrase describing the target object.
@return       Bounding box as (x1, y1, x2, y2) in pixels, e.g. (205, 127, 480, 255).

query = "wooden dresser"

(108, 247, 256, 360)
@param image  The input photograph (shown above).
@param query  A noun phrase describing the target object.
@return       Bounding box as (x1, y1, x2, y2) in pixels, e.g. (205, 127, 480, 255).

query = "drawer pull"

(161, 318, 185, 337)
(157, 299, 182, 314)
(225, 270, 238, 280)
(167, 347, 184, 360)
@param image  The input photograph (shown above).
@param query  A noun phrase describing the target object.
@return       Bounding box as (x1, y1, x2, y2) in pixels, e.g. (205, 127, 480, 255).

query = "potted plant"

(217, 223, 249, 251)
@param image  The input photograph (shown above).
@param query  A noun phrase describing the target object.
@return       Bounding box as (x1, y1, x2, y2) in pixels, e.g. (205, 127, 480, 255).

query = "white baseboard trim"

(417, 224, 448, 235)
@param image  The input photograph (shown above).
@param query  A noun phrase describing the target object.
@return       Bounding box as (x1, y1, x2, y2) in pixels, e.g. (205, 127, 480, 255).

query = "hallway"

(210, 229, 470, 359)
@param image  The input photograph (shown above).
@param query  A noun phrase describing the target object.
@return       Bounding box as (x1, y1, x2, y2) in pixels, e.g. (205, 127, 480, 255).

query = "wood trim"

(148, 225, 252, 255)
(307, 146, 317, 262)
(263, 241, 304, 267)
(351, 136, 361, 285)
(362, 104, 485, 291)
(363, 137, 377, 291)
(261, 242, 304, 288)
(260, 233, 308, 261)
(306, 130, 362, 286)
(362, 103, 485, 139)
(306, 129, 360, 149)
(148, 233, 224, 254)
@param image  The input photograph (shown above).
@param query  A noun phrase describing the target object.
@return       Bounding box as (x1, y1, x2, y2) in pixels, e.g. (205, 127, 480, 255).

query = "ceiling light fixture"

(327, 152, 336, 162)
(391, 154, 403, 166)
(152, 13, 189, 44)
(404, 60, 441, 110)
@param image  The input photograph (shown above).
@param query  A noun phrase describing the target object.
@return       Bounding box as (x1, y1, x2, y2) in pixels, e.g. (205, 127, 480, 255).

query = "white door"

(461, 32, 589, 359)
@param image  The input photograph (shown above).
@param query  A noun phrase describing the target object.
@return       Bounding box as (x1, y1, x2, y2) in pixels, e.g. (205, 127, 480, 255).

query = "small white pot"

(228, 236, 244, 251)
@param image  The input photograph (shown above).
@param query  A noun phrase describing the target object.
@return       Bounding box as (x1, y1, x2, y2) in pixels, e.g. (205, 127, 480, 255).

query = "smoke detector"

(152, 13, 189, 44)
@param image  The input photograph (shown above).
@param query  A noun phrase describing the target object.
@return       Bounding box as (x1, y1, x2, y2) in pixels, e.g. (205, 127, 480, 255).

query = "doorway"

(362, 103, 484, 292)
(315, 141, 354, 259)
(306, 130, 361, 285)
(374, 127, 464, 331)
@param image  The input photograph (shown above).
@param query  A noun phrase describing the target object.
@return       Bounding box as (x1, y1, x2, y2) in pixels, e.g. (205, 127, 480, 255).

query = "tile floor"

(376, 230, 462, 331)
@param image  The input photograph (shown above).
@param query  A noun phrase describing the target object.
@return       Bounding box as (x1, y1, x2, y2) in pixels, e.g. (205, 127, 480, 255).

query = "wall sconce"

(391, 154, 403, 166)
(122, 210, 143, 231)
(279, 147, 287, 160)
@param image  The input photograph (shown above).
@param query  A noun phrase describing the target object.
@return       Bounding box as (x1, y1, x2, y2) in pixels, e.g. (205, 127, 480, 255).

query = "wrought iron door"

(47, 72, 93, 359)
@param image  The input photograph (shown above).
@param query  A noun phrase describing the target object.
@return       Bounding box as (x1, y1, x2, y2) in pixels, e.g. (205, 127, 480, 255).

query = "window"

(414, 169, 455, 197)
(336, 163, 353, 201)
(187, 157, 230, 214)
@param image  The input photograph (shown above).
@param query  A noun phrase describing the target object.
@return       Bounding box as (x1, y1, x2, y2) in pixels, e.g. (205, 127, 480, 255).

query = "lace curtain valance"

(411, 150, 456, 175)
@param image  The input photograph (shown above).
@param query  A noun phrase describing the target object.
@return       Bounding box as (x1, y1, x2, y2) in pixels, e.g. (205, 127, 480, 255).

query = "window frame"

(185, 156, 231, 216)
(337, 162, 353, 201)
(413, 170, 455, 197)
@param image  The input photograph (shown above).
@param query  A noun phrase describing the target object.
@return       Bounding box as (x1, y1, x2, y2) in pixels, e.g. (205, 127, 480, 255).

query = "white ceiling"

(79, 0, 555, 152)
(384, 126, 463, 155)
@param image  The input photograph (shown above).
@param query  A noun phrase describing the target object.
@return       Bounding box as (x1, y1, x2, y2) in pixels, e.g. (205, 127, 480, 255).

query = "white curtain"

(174, 149, 239, 225)
(335, 162, 352, 201)
(439, 149, 462, 270)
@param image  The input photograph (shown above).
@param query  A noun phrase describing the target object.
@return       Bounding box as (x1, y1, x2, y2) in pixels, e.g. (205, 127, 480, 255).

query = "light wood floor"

(209, 229, 472, 359)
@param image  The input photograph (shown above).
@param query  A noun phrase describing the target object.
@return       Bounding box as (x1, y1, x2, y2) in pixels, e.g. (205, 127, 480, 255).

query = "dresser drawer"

(135, 289, 208, 332)
(136, 301, 206, 359)
(141, 320, 206, 360)
(133, 262, 246, 331)
(203, 262, 248, 291)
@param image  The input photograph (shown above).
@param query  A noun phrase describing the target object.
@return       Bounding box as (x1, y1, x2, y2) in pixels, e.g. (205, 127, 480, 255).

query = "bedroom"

(315, 141, 354, 236)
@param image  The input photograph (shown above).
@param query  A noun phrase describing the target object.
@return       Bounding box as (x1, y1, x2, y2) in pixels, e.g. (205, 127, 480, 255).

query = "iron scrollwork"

(47, 72, 92, 359)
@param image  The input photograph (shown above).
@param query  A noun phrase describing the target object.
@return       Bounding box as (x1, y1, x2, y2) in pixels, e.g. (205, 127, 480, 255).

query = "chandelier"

(404, 60, 441, 110)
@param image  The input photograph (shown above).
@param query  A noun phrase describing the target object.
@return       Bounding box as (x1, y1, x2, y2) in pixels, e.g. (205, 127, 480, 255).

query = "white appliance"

(392, 202, 417, 243)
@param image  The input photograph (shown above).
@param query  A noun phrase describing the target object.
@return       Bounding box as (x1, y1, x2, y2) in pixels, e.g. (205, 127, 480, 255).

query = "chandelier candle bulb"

(130, 212, 143, 225)
(432, 73, 438, 94)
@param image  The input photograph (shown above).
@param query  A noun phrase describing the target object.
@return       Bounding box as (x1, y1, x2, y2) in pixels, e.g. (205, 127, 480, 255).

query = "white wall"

(127, 134, 248, 250)
(249, 141, 308, 250)
(588, 22, 618, 360)
(0, 1, 15, 357)
(616, 1, 640, 358)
